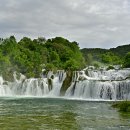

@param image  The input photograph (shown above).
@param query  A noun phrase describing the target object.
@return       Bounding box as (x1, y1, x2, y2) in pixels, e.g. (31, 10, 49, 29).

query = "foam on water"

(0, 68, 130, 101)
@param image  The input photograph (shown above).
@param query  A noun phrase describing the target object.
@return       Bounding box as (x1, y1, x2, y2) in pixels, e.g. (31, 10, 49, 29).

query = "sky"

(0, 0, 130, 48)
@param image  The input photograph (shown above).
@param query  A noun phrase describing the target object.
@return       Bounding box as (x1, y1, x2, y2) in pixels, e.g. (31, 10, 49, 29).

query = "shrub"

(107, 65, 115, 70)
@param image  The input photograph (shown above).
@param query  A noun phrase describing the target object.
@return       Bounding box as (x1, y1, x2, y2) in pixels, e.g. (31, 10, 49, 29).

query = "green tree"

(123, 52, 130, 68)
(87, 54, 93, 65)
(64, 59, 79, 71)
(0, 36, 85, 79)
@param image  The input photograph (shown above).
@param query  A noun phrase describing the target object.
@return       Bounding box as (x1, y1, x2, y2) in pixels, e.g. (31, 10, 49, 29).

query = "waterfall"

(0, 76, 12, 96)
(87, 68, 130, 80)
(65, 80, 130, 100)
(0, 68, 130, 100)
(65, 68, 130, 100)
(0, 70, 66, 97)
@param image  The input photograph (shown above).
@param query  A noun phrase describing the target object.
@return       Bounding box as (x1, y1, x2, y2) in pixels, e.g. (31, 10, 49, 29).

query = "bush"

(123, 52, 130, 68)
(93, 62, 100, 69)
(45, 63, 55, 71)
(64, 59, 79, 71)
(119, 102, 130, 112)
(0, 36, 85, 79)
(112, 101, 130, 112)
(107, 65, 115, 70)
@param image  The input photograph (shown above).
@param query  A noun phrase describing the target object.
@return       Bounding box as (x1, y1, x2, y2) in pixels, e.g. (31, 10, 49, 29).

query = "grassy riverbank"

(112, 101, 130, 112)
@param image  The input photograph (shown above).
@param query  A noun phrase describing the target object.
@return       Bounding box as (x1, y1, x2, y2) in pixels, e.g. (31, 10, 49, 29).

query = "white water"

(65, 69, 130, 100)
(0, 70, 66, 97)
(0, 68, 130, 100)
(87, 68, 130, 80)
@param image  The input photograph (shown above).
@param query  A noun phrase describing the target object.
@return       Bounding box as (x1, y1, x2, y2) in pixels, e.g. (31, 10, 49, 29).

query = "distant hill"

(110, 44, 130, 56)
(81, 44, 130, 64)
(81, 48, 108, 62)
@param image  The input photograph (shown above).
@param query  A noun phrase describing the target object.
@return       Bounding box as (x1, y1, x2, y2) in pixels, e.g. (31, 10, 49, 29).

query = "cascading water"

(87, 68, 130, 80)
(0, 68, 130, 100)
(0, 70, 66, 97)
(0, 76, 12, 96)
(65, 79, 130, 100)
(65, 68, 130, 100)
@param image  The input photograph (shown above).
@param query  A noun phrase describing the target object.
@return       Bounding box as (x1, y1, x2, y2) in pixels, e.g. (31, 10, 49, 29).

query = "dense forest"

(0, 36, 130, 81)
(81, 44, 130, 67)
(0, 36, 85, 81)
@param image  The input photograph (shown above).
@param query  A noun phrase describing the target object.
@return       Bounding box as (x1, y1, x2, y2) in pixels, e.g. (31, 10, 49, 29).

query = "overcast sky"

(0, 0, 130, 48)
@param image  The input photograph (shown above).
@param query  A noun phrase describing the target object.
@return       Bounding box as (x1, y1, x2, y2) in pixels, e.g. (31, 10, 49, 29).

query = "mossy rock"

(48, 78, 53, 90)
(2, 71, 14, 82)
(14, 72, 21, 80)
(51, 75, 54, 79)
(107, 65, 115, 70)
(85, 70, 89, 76)
(60, 71, 73, 96)
(78, 76, 87, 81)
(3, 81, 9, 85)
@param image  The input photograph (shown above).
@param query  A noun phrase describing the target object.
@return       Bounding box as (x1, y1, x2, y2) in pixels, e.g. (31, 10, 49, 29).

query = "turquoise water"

(0, 97, 129, 130)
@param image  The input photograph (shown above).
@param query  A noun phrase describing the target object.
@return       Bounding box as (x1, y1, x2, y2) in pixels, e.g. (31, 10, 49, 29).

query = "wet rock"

(60, 71, 73, 96)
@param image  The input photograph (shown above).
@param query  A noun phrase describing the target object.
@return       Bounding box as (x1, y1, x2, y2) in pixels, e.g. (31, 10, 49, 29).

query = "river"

(0, 97, 129, 130)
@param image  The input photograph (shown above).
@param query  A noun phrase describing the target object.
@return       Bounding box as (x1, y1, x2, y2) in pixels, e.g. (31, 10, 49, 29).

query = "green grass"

(112, 101, 130, 112)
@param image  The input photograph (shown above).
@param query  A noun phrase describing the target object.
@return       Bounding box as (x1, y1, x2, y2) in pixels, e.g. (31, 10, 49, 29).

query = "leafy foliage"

(81, 44, 130, 65)
(123, 52, 130, 68)
(102, 52, 122, 64)
(0, 36, 85, 80)
(106, 65, 115, 70)
(112, 101, 130, 112)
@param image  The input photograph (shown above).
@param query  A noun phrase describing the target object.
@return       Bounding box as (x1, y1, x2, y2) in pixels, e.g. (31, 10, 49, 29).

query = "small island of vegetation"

(112, 101, 130, 113)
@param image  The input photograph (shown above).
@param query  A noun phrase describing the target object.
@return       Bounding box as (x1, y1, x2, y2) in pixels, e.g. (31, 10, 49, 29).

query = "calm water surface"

(0, 97, 129, 130)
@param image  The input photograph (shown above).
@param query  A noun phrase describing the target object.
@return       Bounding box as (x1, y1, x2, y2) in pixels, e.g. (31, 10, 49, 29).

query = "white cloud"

(0, 0, 130, 48)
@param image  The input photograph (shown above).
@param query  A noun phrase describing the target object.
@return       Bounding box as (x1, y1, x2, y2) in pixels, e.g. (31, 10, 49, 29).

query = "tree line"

(0, 36, 85, 81)
(81, 45, 130, 68)
(0, 36, 130, 81)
